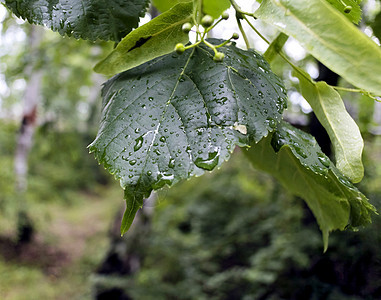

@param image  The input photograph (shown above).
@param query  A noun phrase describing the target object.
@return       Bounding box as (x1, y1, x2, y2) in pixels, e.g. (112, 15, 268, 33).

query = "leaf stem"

(242, 15, 270, 44)
(236, 15, 250, 49)
(229, 0, 256, 18)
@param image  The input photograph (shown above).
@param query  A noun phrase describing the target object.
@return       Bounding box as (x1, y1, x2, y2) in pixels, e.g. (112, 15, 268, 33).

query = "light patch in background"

(285, 38, 306, 61)
(289, 91, 312, 114)
(306, 62, 319, 79)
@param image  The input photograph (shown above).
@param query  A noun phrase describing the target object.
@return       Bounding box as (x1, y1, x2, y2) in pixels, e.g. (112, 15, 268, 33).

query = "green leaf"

(294, 69, 364, 183)
(263, 33, 289, 64)
(153, 0, 190, 12)
(325, 0, 362, 24)
(245, 121, 376, 250)
(4, 0, 149, 41)
(202, 0, 231, 19)
(255, 0, 381, 95)
(89, 40, 287, 233)
(94, 1, 193, 76)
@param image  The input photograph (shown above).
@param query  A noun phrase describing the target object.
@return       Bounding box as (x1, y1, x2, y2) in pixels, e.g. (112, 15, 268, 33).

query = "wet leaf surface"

(5, 0, 150, 41)
(89, 39, 287, 233)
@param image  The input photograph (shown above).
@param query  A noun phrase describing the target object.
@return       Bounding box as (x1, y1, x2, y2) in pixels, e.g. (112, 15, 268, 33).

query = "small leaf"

(94, 1, 194, 76)
(5, 0, 150, 41)
(121, 190, 143, 235)
(256, 0, 381, 95)
(325, 0, 362, 24)
(263, 32, 289, 63)
(89, 40, 287, 232)
(294, 69, 364, 183)
(202, 0, 231, 19)
(245, 121, 376, 250)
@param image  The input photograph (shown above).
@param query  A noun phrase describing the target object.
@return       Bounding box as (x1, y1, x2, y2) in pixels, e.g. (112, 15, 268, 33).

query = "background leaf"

(89, 40, 287, 233)
(263, 32, 289, 63)
(152, 0, 190, 12)
(94, 1, 193, 76)
(371, 11, 381, 42)
(202, 0, 231, 19)
(4, 0, 150, 41)
(245, 121, 376, 250)
(294, 70, 364, 183)
(255, 0, 381, 95)
(325, 0, 362, 24)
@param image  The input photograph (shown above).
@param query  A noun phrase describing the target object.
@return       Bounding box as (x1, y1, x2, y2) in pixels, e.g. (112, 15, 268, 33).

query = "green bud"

(232, 33, 239, 40)
(344, 5, 352, 13)
(221, 11, 229, 20)
(182, 22, 192, 33)
(201, 15, 214, 28)
(213, 52, 225, 62)
(175, 43, 185, 54)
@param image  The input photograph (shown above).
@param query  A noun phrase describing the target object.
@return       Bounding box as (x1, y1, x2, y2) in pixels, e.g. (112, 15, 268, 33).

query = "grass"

(0, 182, 122, 300)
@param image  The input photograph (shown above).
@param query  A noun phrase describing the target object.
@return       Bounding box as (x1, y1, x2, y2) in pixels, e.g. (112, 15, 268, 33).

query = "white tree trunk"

(14, 25, 43, 193)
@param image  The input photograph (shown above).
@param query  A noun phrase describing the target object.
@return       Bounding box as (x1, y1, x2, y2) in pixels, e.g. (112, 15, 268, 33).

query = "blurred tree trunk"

(14, 25, 44, 244)
(93, 194, 156, 300)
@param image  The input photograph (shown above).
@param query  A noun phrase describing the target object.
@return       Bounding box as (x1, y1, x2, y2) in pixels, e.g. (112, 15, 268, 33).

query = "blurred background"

(1, 1, 381, 299)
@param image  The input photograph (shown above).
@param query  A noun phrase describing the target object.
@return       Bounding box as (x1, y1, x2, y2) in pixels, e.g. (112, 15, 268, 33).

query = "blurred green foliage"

(97, 151, 381, 300)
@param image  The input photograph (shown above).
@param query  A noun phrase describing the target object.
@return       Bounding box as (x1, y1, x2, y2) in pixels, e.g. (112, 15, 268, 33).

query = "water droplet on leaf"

(134, 136, 144, 151)
(194, 150, 220, 171)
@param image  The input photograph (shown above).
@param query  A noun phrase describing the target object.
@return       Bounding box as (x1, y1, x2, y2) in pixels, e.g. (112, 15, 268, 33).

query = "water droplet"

(160, 136, 166, 143)
(152, 173, 175, 189)
(294, 146, 307, 159)
(168, 158, 175, 168)
(271, 135, 286, 152)
(134, 136, 144, 151)
(266, 118, 277, 129)
(338, 175, 352, 187)
(147, 171, 152, 176)
(154, 149, 161, 156)
(194, 150, 220, 171)
(135, 128, 141, 134)
(317, 153, 330, 167)
(128, 174, 133, 178)
(129, 160, 136, 166)
(219, 84, 224, 88)
(148, 97, 154, 101)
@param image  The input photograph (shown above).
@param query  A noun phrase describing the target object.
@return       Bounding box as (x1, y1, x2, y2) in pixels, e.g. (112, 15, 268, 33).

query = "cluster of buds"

(174, 11, 240, 63)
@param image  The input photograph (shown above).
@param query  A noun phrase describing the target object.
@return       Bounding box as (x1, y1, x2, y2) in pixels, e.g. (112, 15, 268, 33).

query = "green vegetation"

(1, 0, 381, 298)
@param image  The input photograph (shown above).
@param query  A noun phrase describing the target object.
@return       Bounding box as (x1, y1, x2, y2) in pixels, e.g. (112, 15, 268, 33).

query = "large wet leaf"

(325, 0, 362, 24)
(245, 121, 376, 250)
(94, 1, 193, 76)
(5, 0, 149, 41)
(256, 0, 381, 95)
(294, 70, 364, 183)
(89, 40, 287, 233)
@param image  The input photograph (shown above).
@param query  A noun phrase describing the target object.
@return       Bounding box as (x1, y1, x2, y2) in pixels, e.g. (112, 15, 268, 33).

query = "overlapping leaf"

(245, 121, 376, 250)
(294, 70, 364, 183)
(203, 0, 231, 18)
(5, 0, 150, 41)
(94, 1, 193, 76)
(153, 0, 190, 12)
(255, 0, 381, 95)
(89, 40, 287, 233)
